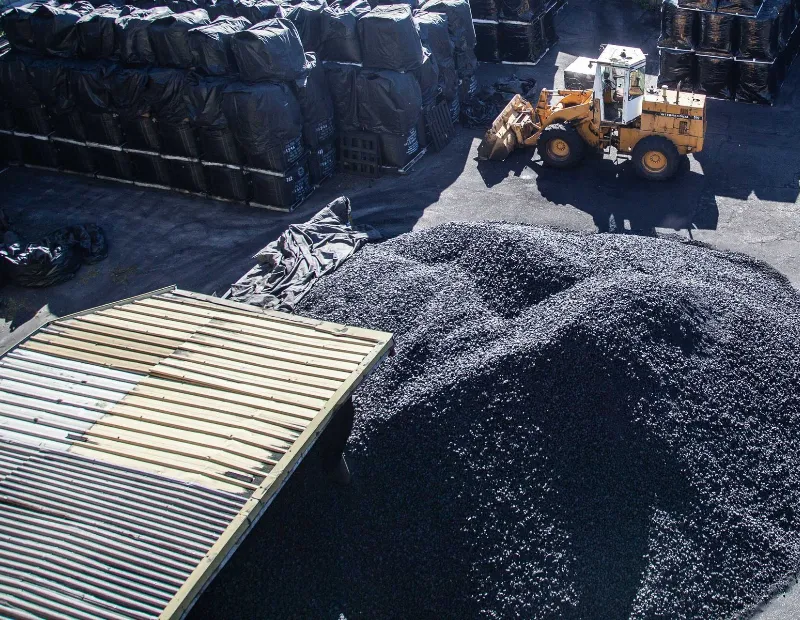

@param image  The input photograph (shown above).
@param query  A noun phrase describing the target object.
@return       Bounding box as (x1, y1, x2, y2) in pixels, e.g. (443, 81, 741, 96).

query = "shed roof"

(0, 287, 393, 619)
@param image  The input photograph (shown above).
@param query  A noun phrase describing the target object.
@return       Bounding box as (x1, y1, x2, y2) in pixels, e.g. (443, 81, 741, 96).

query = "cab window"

(629, 68, 644, 99)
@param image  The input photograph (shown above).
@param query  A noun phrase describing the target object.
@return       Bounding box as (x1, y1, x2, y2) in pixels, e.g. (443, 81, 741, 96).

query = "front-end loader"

(477, 45, 707, 181)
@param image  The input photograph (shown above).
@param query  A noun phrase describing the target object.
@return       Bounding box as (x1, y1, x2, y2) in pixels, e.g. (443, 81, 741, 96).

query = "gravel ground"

(191, 222, 800, 619)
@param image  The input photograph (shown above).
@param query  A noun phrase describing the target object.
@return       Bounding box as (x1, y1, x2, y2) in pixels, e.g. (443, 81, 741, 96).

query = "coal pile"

(191, 222, 800, 619)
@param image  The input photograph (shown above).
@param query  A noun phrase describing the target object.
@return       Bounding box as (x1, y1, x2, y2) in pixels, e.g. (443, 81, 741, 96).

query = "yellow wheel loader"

(477, 45, 707, 181)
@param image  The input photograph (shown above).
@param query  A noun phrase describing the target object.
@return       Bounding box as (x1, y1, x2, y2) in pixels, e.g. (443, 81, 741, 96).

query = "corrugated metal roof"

(0, 287, 394, 619)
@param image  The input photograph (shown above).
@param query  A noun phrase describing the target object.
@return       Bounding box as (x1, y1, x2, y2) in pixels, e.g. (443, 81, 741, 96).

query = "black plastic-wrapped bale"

(235, 0, 283, 23)
(77, 6, 121, 59)
(230, 18, 307, 82)
(55, 140, 95, 173)
(677, 0, 716, 8)
(291, 53, 336, 148)
(188, 15, 251, 76)
(91, 146, 134, 179)
(204, 163, 249, 200)
(30, 2, 93, 57)
(52, 110, 86, 140)
(309, 140, 336, 184)
(123, 116, 161, 149)
(27, 57, 74, 116)
(165, 157, 208, 193)
(698, 11, 735, 55)
(324, 61, 360, 132)
(498, 19, 545, 63)
(356, 69, 422, 136)
(739, 3, 780, 59)
(14, 106, 52, 134)
(469, 0, 497, 20)
(250, 155, 312, 208)
(474, 20, 499, 62)
(717, 0, 762, 14)
(71, 60, 116, 112)
(779, 0, 794, 48)
(413, 45, 441, 105)
(115, 6, 174, 65)
(18, 135, 58, 168)
(658, 47, 696, 86)
(1, 3, 43, 53)
(414, 10, 457, 100)
(0, 52, 41, 109)
(207, 0, 239, 19)
(541, 5, 556, 48)
(498, 0, 542, 21)
(736, 57, 779, 102)
(319, 0, 370, 63)
(379, 126, 420, 167)
(358, 5, 424, 72)
(83, 111, 125, 145)
(145, 67, 189, 124)
(695, 53, 736, 98)
(130, 151, 171, 185)
(420, 0, 476, 49)
(659, 0, 696, 50)
(184, 72, 242, 163)
(109, 67, 151, 120)
(282, 0, 326, 51)
(222, 81, 304, 170)
(149, 9, 211, 68)
(0, 133, 22, 164)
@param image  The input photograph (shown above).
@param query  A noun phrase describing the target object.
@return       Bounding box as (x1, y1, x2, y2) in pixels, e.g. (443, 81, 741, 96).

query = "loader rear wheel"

(632, 136, 679, 181)
(538, 124, 585, 169)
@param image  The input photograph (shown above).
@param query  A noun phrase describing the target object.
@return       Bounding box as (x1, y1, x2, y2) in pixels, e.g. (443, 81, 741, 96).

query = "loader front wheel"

(632, 136, 679, 181)
(538, 124, 585, 169)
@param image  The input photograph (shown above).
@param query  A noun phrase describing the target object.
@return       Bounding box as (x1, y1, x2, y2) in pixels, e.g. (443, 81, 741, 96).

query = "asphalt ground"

(1, 0, 800, 615)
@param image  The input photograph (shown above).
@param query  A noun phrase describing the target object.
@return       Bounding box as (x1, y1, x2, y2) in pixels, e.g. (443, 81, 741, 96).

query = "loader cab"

(593, 45, 646, 125)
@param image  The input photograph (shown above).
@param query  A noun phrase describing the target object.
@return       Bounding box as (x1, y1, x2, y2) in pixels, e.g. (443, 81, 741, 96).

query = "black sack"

(230, 18, 307, 82)
(659, 0, 696, 50)
(222, 81, 304, 169)
(658, 47, 696, 87)
(77, 6, 121, 59)
(31, 2, 93, 57)
(698, 11, 735, 55)
(109, 67, 151, 119)
(27, 57, 74, 115)
(0, 224, 108, 288)
(358, 5, 423, 71)
(319, 0, 369, 63)
(291, 53, 335, 147)
(736, 58, 778, 103)
(1, 2, 45, 53)
(0, 52, 42, 108)
(420, 0, 475, 50)
(185, 73, 230, 128)
(236, 0, 283, 22)
(498, 0, 542, 21)
(695, 53, 735, 98)
(283, 0, 327, 52)
(324, 61, 360, 132)
(188, 15, 251, 76)
(677, 0, 715, 8)
(71, 60, 117, 112)
(738, 3, 780, 60)
(717, 0, 762, 14)
(469, 0, 498, 20)
(415, 10, 456, 99)
(149, 9, 211, 68)
(115, 6, 174, 65)
(357, 69, 422, 135)
(145, 67, 189, 124)
(414, 45, 441, 104)
(498, 19, 544, 63)
(474, 20, 499, 62)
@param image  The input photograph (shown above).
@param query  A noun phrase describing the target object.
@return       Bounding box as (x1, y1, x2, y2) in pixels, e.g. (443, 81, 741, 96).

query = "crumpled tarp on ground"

(228, 196, 374, 311)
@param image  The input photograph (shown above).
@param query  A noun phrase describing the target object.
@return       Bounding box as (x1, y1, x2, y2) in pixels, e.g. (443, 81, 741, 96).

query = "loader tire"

(632, 136, 679, 181)
(538, 124, 585, 169)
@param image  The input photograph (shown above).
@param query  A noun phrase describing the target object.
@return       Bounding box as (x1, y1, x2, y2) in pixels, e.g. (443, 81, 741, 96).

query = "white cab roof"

(597, 45, 646, 68)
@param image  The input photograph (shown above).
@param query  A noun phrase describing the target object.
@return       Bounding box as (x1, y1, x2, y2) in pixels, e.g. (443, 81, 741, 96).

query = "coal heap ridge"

(193, 222, 800, 619)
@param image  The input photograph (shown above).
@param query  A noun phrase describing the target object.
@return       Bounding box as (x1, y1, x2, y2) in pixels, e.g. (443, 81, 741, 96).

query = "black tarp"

(230, 18, 307, 82)
(736, 58, 778, 103)
(27, 57, 74, 114)
(414, 10, 456, 99)
(474, 20, 499, 62)
(14, 107, 52, 133)
(30, 2, 93, 57)
(188, 15, 251, 75)
(658, 47, 696, 86)
(109, 66, 151, 119)
(659, 0, 696, 50)
(498, 0, 542, 21)
(184, 72, 229, 127)
(204, 164, 249, 199)
(1, 2, 48, 53)
(324, 61, 360, 131)
(291, 53, 336, 146)
(698, 11, 735, 55)
(166, 158, 208, 192)
(283, 0, 327, 51)
(222, 80, 304, 169)
(357, 69, 422, 134)
(77, 6, 121, 59)
(199, 126, 242, 162)
(0, 224, 108, 288)
(309, 140, 335, 183)
(358, 5, 424, 71)
(115, 6, 174, 65)
(159, 122, 200, 156)
(130, 151, 171, 184)
(498, 19, 544, 63)
(717, 0, 762, 14)
(469, 0, 498, 20)
(122, 115, 161, 148)
(695, 53, 735, 98)
(379, 127, 419, 166)
(145, 67, 189, 123)
(319, 0, 369, 62)
(739, 3, 780, 60)
(150, 9, 211, 67)
(229, 196, 370, 311)
(71, 60, 116, 111)
(236, 0, 283, 23)
(249, 155, 310, 206)
(420, 0, 476, 49)
(413, 44, 441, 104)
(207, 0, 240, 18)
(83, 111, 125, 144)
(0, 52, 41, 108)
(52, 109, 86, 139)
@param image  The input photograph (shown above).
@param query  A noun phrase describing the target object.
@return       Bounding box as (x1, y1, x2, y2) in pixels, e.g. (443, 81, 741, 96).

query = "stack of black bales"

(467, 0, 560, 66)
(657, 0, 799, 103)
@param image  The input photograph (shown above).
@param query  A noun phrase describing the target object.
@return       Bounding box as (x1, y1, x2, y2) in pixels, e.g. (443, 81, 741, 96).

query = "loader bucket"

(477, 94, 537, 161)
